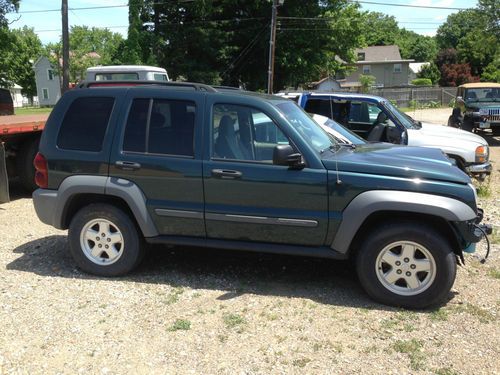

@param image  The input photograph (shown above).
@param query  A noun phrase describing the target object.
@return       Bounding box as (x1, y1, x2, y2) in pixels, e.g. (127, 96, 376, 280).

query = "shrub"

(411, 78, 432, 86)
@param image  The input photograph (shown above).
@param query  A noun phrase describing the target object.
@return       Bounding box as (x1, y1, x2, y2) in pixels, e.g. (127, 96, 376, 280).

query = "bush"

(411, 78, 432, 86)
(417, 63, 441, 84)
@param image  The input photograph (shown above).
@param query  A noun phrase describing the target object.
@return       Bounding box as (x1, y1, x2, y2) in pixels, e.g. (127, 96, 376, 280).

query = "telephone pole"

(267, 0, 279, 94)
(61, 0, 70, 94)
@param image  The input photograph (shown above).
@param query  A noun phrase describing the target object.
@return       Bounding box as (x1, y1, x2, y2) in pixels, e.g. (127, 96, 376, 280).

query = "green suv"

(33, 82, 491, 308)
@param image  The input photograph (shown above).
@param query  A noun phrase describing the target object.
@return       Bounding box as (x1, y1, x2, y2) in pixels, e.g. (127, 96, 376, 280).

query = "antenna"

(329, 95, 342, 185)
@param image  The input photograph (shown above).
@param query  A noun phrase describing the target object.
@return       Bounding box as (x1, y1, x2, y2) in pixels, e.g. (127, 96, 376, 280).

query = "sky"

(6, 0, 479, 45)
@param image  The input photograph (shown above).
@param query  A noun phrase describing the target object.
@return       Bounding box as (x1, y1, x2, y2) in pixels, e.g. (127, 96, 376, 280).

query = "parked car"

(85, 65, 169, 82)
(448, 82, 500, 135)
(32, 81, 491, 308)
(280, 92, 491, 180)
(0, 88, 14, 116)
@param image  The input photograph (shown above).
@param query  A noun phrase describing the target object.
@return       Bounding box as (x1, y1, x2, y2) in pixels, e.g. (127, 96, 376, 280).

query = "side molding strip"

(206, 213, 318, 227)
(155, 208, 203, 219)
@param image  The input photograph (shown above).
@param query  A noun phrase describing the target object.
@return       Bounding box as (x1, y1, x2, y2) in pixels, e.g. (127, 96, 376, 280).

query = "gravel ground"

(0, 129, 499, 374)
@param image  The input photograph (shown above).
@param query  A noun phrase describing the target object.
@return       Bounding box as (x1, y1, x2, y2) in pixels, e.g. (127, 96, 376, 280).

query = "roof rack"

(212, 85, 241, 91)
(76, 80, 218, 92)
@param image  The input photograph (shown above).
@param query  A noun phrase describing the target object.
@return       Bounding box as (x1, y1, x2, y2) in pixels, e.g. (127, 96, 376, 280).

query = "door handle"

(211, 169, 243, 179)
(115, 161, 141, 171)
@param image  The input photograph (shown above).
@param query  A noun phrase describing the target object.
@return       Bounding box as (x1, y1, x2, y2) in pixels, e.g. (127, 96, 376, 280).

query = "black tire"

(16, 137, 39, 191)
(68, 203, 145, 276)
(356, 221, 456, 309)
(461, 118, 474, 132)
(492, 128, 500, 136)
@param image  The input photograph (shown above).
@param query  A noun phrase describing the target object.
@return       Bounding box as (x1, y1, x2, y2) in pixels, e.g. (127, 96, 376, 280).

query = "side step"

(145, 236, 348, 260)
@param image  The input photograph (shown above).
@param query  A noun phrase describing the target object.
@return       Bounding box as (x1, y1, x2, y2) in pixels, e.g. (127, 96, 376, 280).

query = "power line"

(17, 4, 128, 14)
(352, 0, 469, 11)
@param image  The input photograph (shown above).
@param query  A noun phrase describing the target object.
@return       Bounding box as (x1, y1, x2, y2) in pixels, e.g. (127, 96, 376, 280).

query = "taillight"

(33, 152, 48, 188)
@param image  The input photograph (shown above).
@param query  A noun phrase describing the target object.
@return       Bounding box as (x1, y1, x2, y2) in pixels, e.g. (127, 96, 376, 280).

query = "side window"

(212, 104, 288, 162)
(122, 98, 195, 157)
(304, 98, 339, 118)
(57, 97, 114, 152)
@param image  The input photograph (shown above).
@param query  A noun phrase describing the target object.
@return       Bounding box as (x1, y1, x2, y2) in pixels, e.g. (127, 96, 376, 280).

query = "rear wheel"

(68, 203, 145, 276)
(356, 222, 456, 309)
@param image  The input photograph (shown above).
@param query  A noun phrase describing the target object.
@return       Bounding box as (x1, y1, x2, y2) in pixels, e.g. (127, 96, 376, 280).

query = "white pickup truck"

(280, 92, 491, 180)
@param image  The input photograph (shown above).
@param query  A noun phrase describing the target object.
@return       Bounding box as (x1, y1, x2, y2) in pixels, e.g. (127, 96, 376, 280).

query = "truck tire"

(492, 128, 500, 136)
(68, 203, 146, 276)
(461, 118, 474, 132)
(356, 221, 456, 309)
(16, 137, 39, 191)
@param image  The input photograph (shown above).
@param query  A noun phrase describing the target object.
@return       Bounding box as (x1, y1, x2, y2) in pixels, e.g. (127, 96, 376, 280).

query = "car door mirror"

(273, 145, 305, 169)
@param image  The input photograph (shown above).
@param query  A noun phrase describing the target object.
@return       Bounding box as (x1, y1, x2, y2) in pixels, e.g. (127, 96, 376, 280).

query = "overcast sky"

(6, 0, 478, 45)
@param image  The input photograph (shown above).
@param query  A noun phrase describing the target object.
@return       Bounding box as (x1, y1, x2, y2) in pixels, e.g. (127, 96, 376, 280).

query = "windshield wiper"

(338, 143, 356, 149)
(320, 144, 336, 154)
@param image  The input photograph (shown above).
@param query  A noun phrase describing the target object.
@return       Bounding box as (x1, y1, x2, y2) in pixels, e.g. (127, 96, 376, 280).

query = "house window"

(393, 64, 402, 73)
(357, 52, 365, 61)
(47, 69, 54, 81)
(362, 65, 371, 74)
(42, 88, 49, 100)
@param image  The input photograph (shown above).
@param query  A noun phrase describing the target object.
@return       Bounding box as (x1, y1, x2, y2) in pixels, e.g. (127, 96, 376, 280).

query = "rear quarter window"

(57, 97, 114, 152)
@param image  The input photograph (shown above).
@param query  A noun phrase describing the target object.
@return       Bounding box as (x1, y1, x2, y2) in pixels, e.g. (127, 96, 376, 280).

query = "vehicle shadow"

(7, 235, 456, 312)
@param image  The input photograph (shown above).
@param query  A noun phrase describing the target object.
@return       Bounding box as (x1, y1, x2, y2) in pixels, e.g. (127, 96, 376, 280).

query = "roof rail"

(76, 80, 218, 92)
(212, 85, 241, 91)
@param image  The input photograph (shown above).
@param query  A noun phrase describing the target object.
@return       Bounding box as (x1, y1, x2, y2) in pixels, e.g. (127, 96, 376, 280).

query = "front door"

(109, 89, 205, 237)
(203, 101, 329, 246)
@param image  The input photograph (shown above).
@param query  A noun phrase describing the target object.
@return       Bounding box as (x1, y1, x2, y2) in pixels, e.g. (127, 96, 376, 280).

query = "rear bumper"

(32, 188, 62, 229)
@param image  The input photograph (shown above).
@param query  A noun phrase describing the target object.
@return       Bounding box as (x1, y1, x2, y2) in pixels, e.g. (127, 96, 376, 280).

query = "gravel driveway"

(1, 134, 499, 374)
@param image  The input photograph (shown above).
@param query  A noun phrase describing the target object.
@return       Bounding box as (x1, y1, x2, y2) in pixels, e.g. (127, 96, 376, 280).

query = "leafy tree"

(481, 57, 500, 82)
(435, 10, 480, 50)
(0, 0, 20, 86)
(439, 63, 478, 87)
(417, 62, 441, 84)
(397, 31, 437, 62)
(4, 27, 42, 98)
(121, 0, 143, 64)
(359, 74, 375, 93)
(360, 12, 399, 46)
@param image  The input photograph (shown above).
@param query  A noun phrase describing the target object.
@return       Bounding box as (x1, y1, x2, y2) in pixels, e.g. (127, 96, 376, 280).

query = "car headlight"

(475, 145, 489, 163)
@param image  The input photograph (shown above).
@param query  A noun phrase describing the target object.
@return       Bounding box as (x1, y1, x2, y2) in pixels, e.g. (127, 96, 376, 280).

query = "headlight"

(475, 145, 489, 163)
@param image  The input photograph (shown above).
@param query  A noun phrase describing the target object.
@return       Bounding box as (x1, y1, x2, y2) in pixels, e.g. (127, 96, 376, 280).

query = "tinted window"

(95, 73, 139, 81)
(123, 98, 195, 156)
(57, 97, 114, 152)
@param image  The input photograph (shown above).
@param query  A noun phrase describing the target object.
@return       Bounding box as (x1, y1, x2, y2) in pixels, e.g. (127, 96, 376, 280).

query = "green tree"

(4, 27, 42, 98)
(360, 12, 399, 46)
(359, 74, 375, 93)
(435, 10, 480, 50)
(397, 31, 437, 62)
(481, 57, 500, 82)
(417, 63, 441, 84)
(0, 0, 20, 86)
(121, 0, 143, 64)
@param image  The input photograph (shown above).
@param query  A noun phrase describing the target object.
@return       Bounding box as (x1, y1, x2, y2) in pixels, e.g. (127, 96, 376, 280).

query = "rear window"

(95, 73, 139, 81)
(57, 97, 114, 152)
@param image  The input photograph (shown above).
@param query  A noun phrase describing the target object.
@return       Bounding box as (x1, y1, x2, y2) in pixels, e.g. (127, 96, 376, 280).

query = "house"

(409, 62, 430, 82)
(33, 56, 61, 106)
(9, 84, 23, 108)
(344, 45, 414, 88)
(306, 77, 342, 91)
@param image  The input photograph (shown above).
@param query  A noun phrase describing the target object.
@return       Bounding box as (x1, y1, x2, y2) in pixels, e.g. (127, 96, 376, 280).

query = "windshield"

(464, 88, 499, 102)
(322, 118, 366, 145)
(383, 101, 419, 129)
(276, 101, 335, 154)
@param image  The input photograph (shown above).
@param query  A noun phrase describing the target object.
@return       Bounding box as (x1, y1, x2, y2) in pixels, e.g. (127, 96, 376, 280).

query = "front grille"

(488, 108, 500, 122)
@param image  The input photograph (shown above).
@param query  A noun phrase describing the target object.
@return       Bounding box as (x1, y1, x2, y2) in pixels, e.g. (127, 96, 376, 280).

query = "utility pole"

(61, 0, 70, 94)
(267, 0, 279, 94)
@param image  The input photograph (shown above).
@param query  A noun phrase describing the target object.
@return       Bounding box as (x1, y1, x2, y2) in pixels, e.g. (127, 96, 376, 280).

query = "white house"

(9, 84, 23, 108)
(33, 56, 61, 106)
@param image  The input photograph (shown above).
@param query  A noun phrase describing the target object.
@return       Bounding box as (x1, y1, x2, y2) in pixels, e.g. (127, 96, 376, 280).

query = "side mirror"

(273, 145, 305, 169)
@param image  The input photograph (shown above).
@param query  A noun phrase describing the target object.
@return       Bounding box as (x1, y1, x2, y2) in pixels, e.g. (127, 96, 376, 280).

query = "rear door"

(109, 89, 205, 237)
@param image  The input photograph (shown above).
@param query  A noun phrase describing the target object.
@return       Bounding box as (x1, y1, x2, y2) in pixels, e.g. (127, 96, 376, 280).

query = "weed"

(168, 319, 191, 331)
(475, 179, 491, 198)
(223, 313, 246, 329)
(217, 334, 228, 343)
(164, 287, 184, 305)
(292, 358, 311, 368)
(392, 339, 426, 371)
(362, 345, 378, 354)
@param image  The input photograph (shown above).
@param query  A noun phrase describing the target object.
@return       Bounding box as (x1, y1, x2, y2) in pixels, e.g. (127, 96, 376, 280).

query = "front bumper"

(466, 162, 492, 176)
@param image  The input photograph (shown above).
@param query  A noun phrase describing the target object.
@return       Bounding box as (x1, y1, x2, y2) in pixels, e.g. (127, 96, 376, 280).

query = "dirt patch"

(0, 128, 499, 374)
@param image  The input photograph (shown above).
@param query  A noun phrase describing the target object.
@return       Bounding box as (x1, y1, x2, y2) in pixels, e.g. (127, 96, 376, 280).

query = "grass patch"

(453, 303, 495, 323)
(475, 178, 491, 198)
(292, 358, 311, 368)
(163, 287, 184, 305)
(429, 308, 449, 322)
(435, 367, 459, 375)
(488, 268, 500, 279)
(14, 107, 52, 116)
(223, 313, 246, 330)
(490, 228, 500, 245)
(168, 319, 191, 331)
(392, 339, 426, 371)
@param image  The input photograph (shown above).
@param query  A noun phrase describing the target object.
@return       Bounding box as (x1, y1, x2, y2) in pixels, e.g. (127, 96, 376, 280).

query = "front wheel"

(68, 203, 145, 276)
(356, 222, 457, 309)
